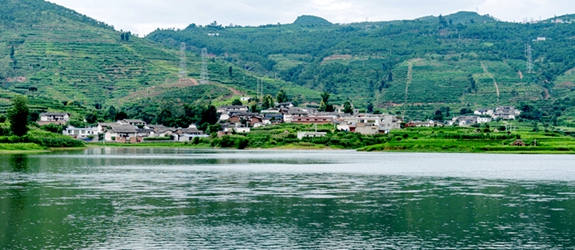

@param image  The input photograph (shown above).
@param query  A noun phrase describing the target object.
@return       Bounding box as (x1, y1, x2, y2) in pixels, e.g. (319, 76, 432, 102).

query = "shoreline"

(0, 144, 571, 155)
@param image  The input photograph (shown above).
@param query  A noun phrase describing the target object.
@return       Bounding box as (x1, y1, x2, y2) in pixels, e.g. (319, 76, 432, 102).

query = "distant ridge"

(293, 15, 332, 26)
(417, 11, 497, 24)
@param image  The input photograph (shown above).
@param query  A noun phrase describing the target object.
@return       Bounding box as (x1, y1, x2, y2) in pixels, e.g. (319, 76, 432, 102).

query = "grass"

(360, 126, 575, 154)
(0, 143, 46, 151)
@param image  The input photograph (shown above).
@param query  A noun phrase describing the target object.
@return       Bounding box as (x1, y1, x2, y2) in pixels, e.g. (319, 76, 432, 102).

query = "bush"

(0, 136, 26, 143)
(219, 135, 250, 149)
(41, 124, 64, 134)
(0, 125, 10, 136)
(192, 137, 201, 144)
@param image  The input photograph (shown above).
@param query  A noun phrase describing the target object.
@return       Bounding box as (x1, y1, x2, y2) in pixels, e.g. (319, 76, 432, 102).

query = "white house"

(477, 117, 492, 123)
(97, 123, 118, 134)
(104, 125, 138, 142)
(39, 112, 70, 125)
(217, 105, 249, 114)
(493, 106, 521, 120)
(474, 109, 493, 116)
(63, 126, 98, 141)
(297, 132, 327, 140)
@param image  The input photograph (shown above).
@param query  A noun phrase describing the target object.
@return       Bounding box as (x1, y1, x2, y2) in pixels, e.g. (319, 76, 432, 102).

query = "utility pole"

(179, 42, 187, 84)
(200, 48, 209, 85)
(525, 44, 534, 74)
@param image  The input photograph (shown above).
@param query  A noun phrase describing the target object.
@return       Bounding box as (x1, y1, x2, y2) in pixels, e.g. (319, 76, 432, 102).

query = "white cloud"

(47, 0, 575, 36)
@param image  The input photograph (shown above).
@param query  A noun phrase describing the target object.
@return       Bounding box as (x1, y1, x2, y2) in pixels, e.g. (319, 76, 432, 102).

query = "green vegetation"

(0, 94, 84, 151)
(147, 11, 575, 120)
(361, 125, 575, 153)
(0, 0, 322, 122)
(7, 95, 29, 136)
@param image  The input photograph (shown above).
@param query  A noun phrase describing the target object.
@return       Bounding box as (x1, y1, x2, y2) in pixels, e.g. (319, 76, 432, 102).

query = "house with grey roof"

(104, 125, 138, 142)
(39, 112, 70, 125)
(119, 119, 147, 127)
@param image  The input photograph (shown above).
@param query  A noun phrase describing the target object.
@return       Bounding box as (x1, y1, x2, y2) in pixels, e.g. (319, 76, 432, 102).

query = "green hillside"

(147, 11, 575, 119)
(3, 0, 575, 124)
(0, 0, 321, 121)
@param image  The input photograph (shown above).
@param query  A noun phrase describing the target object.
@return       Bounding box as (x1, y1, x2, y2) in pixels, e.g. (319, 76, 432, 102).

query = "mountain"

(147, 11, 575, 121)
(3, 1, 575, 124)
(417, 11, 497, 24)
(0, 0, 320, 122)
(293, 15, 333, 26)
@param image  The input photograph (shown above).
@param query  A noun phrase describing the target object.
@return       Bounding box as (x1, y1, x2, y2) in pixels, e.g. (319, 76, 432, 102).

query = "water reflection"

(9, 154, 28, 173)
(1, 149, 575, 249)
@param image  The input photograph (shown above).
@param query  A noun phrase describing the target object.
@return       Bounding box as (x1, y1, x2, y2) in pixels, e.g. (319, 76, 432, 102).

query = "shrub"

(41, 124, 64, 134)
(0, 126, 10, 136)
(192, 137, 201, 144)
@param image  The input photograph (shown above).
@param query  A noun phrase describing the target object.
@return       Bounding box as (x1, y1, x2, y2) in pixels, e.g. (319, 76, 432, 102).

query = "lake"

(1, 148, 575, 249)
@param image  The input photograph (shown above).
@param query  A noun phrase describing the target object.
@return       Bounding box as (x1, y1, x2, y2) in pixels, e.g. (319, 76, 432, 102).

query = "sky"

(48, 0, 575, 36)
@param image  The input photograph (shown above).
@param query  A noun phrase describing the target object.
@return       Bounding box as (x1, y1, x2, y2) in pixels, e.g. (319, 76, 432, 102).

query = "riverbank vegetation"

(361, 125, 575, 153)
(1, 96, 85, 151)
(84, 123, 575, 154)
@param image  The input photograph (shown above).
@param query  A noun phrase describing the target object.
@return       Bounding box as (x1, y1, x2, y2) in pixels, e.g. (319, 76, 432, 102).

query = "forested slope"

(147, 12, 575, 111)
(0, 0, 321, 119)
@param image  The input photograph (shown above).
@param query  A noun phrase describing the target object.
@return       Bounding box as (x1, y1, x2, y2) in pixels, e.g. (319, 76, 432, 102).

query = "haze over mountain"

(48, 0, 575, 36)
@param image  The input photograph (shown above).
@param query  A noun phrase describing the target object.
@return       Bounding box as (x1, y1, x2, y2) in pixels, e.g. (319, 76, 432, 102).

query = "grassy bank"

(4, 123, 575, 154)
(359, 126, 575, 154)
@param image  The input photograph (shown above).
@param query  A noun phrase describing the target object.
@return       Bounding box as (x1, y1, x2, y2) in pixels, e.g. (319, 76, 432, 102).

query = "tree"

(432, 110, 444, 121)
(9, 46, 14, 59)
(231, 99, 243, 106)
(86, 113, 98, 124)
(343, 101, 353, 114)
(200, 105, 219, 126)
(366, 103, 374, 113)
(276, 90, 288, 103)
(28, 110, 40, 123)
(319, 100, 327, 112)
(155, 108, 173, 126)
(249, 102, 258, 113)
(228, 66, 233, 77)
(460, 108, 473, 115)
(7, 96, 30, 136)
(115, 111, 127, 121)
(320, 92, 330, 103)
(262, 94, 274, 109)
(319, 92, 335, 112)
(439, 15, 448, 27)
(106, 106, 117, 121)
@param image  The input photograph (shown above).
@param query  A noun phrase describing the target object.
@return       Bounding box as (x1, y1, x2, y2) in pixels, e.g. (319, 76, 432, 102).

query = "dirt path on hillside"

(210, 82, 244, 96)
(122, 78, 245, 101)
(481, 61, 500, 102)
(124, 78, 199, 100)
(404, 60, 415, 105)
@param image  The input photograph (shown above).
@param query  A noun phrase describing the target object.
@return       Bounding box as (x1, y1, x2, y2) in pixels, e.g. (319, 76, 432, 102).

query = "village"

(38, 104, 522, 143)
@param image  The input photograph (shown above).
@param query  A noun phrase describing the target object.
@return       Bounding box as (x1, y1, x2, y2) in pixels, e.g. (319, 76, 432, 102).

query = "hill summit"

(293, 15, 332, 26)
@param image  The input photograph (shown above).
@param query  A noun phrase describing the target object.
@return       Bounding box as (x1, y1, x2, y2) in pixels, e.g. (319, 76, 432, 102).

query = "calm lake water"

(1, 148, 575, 249)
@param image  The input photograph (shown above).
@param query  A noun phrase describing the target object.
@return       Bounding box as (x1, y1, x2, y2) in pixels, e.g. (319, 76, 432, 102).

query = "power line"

(200, 48, 209, 85)
(525, 43, 534, 74)
(179, 42, 187, 83)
